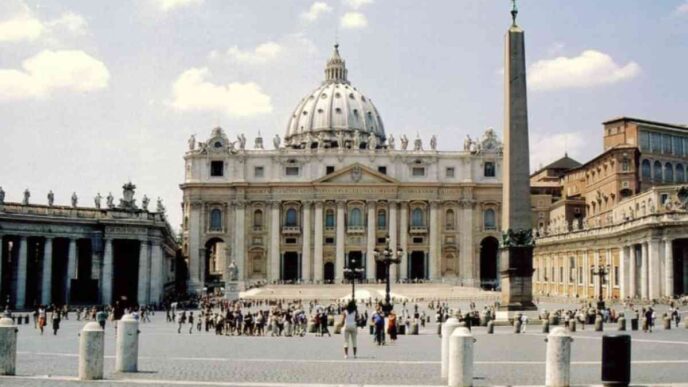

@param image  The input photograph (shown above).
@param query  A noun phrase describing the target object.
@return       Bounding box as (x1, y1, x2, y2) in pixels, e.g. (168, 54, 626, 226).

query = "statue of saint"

(336, 131, 344, 149)
(352, 130, 360, 149)
(23, 188, 30, 205)
(463, 135, 472, 151)
(188, 134, 196, 151)
(414, 135, 423, 151)
(47, 190, 55, 206)
(400, 135, 409, 150)
(142, 195, 150, 211)
(0, 186, 5, 204)
(254, 132, 264, 149)
(71, 192, 78, 208)
(228, 260, 239, 281)
(430, 135, 437, 151)
(106, 192, 114, 208)
(387, 134, 395, 150)
(157, 197, 166, 214)
(273, 134, 281, 149)
(368, 133, 377, 150)
(237, 134, 246, 150)
(94, 193, 102, 209)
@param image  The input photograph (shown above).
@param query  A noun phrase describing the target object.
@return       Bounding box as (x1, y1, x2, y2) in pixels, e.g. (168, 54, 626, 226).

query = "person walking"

(51, 310, 61, 335)
(188, 311, 194, 334)
(96, 308, 108, 330)
(520, 313, 528, 333)
(38, 307, 47, 335)
(387, 311, 398, 343)
(373, 309, 385, 346)
(342, 301, 359, 359)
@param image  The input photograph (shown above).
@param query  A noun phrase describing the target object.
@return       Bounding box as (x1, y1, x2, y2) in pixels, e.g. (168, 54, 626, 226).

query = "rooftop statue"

(142, 195, 150, 211)
(255, 132, 264, 149)
(413, 135, 423, 151)
(94, 193, 102, 209)
(188, 134, 196, 151)
(430, 135, 437, 151)
(273, 134, 281, 149)
(106, 192, 115, 209)
(368, 133, 377, 150)
(237, 134, 246, 150)
(228, 260, 239, 281)
(0, 186, 5, 204)
(400, 135, 409, 150)
(23, 188, 30, 205)
(387, 134, 395, 150)
(352, 130, 361, 149)
(71, 192, 78, 208)
(47, 190, 54, 206)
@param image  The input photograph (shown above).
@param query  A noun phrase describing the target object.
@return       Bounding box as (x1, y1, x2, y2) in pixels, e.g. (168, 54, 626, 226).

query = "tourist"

(177, 310, 186, 334)
(96, 308, 108, 329)
(188, 311, 194, 334)
(342, 301, 359, 359)
(372, 308, 385, 345)
(37, 306, 47, 335)
(520, 313, 528, 333)
(387, 310, 398, 342)
(51, 310, 61, 335)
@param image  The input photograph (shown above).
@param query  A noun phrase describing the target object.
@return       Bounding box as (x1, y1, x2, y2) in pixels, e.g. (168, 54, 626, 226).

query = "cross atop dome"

(324, 44, 349, 84)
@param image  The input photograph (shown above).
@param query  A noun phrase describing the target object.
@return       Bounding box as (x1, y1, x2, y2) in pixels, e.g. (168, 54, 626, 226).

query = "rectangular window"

(621, 160, 630, 172)
(446, 167, 455, 178)
(639, 131, 650, 151)
(684, 138, 688, 157)
(377, 237, 386, 244)
(614, 266, 619, 286)
(285, 238, 297, 244)
(559, 267, 563, 282)
(651, 132, 662, 153)
(484, 162, 496, 177)
(210, 161, 224, 177)
(663, 133, 672, 154)
(285, 166, 299, 176)
(326, 166, 335, 174)
(254, 166, 264, 178)
(412, 237, 424, 244)
(378, 166, 387, 175)
(325, 237, 334, 245)
(412, 167, 425, 177)
(578, 267, 583, 284)
(674, 136, 682, 156)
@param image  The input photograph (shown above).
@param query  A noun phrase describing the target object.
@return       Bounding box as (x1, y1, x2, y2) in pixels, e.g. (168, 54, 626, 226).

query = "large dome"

(284, 45, 385, 149)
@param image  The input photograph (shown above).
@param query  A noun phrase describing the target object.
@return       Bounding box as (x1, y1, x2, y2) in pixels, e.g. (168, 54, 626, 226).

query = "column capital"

(232, 200, 246, 209)
(429, 200, 441, 208)
(366, 200, 377, 207)
(301, 199, 313, 206)
(336, 200, 347, 208)
(314, 200, 324, 209)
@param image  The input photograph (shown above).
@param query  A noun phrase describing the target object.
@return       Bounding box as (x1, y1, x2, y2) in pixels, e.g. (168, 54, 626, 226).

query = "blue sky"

(1, 0, 687, 230)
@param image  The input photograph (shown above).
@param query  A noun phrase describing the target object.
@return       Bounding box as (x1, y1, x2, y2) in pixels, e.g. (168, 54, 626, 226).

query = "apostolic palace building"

(180, 45, 505, 294)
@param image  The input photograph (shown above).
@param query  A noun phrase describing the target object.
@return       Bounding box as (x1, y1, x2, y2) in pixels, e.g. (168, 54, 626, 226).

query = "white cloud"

(345, 0, 373, 10)
(47, 12, 87, 35)
(170, 67, 272, 117)
(340, 12, 368, 29)
(226, 42, 283, 65)
(301, 2, 332, 22)
(530, 132, 585, 173)
(152, 0, 203, 12)
(0, 11, 44, 43)
(0, 49, 110, 101)
(529, 50, 640, 91)
(675, 1, 688, 15)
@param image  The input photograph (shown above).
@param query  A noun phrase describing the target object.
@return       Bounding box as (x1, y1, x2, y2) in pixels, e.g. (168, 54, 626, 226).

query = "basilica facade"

(180, 45, 505, 294)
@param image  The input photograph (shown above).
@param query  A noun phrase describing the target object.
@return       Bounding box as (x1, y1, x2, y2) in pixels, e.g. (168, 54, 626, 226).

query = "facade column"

(41, 238, 53, 305)
(233, 201, 246, 280)
(389, 201, 398, 281)
(137, 240, 150, 305)
(640, 242, 649, 299)
(583, 251, 589, 299)
(664, 239, 674, 297)
(149, 242, 163, 303)
(0, 235, 3, 300)
(429, 201, 439, 280)
(648, 239, 660, 300)
(270, 201, 280, 282)
(335, 200, 346, 282)
(16, 237, 27, 309)
(65, 238, 77, 303)
(399, 202, 409, 280)
(607, 249, 613, 299)
(313, 202, 324, 283)
(619, 246, 628, 299)
(629, 245, 636, 298)
(460, 201, 475, 286)
(366, 201, 376, 281)
(102, 238, 113, 305)
(684, 248, 688, 294)
(187, 202, 202, 293)
(301, 201, 312, 282)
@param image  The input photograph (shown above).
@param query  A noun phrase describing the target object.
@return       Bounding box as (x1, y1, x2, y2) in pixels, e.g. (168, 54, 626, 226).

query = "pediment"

(314, 163, 398, 184)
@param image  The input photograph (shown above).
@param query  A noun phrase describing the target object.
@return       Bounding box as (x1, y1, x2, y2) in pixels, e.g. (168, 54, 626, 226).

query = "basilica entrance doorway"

(672, 239, 688, 295)
(282, 252, 299, 282)
(205, 238, 225, 288)
(112, 239, 140, 306)
(409, 251, 426, 280)
(323, 262, 335, 283)
(480, 236, 499, 290)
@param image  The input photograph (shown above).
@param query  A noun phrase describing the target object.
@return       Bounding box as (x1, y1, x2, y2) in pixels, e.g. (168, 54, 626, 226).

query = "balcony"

(409, 225, 428, 234)
(347, 225, 365, 234)
(281, 226, 301, 234)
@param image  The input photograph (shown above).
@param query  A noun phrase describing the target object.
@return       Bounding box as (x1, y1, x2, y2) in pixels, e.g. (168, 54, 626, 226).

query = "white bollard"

(116, 314, 140, 372)
(448, 327, 475, 387)
(79, 322, 105, 380)
(545, 327, 573, 387)
(0, 317, 18, 375)
(441, 317, 461, 379)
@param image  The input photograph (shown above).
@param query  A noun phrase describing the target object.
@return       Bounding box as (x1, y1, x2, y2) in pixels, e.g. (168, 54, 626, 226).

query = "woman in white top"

(342, 300, 359, 359)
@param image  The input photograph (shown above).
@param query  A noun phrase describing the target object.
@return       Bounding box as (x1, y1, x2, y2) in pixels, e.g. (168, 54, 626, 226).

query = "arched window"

(377, 209, 386, 229)
(285, 208, 298, 226)
(641, 160, 651, 179)
(411, 208, 424, 227)
(253, 209, 263, 228)
(665, 162, 673, 182)
(445, 209, 455, 230)
(209, 209, 222, 231)
(654, 161, 663, 181)
(677, 164, 685, 183)
(325, 209, 335, 228)
(349, 208, 362, 227)
(484, 209, 496, 230)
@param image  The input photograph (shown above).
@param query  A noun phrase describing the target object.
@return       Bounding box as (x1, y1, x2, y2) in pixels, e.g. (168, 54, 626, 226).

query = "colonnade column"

(15, 237, 28, 309)
(684, 249, 688, 294)
(41, 238, 53, 305)
(149, 242, 163, 303)
(648, 239, 660, 300)
(429, 201, 439, 280)
(388, 201, 398, 281)
(301, 201, 312, 282)
(233, 201, 246, 280)
(629, 245, 636, 298)
(64, 238, 77, 303)
(366, 201, 376, 281)
(664, 239, 674, 297)
(313, 202, 324, 283)
(102, 238, 113, 305)
(335, 200, 346, 282)
(137, 240, 150, 305)
(399, 202, 409, 280)
(270, 201, 280, 282)
(640, 242, 649, 299)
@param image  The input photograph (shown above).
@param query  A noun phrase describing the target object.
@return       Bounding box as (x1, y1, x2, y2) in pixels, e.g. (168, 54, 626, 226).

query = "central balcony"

(347, 225, 365, 234)
(409, 225, 428, 234)
(281, 226, 301, 235)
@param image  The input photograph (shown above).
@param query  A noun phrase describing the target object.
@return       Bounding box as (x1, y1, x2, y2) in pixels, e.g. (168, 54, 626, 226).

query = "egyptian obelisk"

(498, 0, 537, 318)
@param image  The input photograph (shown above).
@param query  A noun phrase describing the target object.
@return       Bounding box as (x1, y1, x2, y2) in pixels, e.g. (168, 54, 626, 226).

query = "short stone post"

(617, 316, 626, 331)
(594, 315, 603, 332)
(663, 317, 671, 330)
(441, 317, 461, 379)
(411, 322, 419, 335)
(486, 321, 494, 334)
(545, 327, 573, 387)
(0, 316, 18, 375)
(568, 320, 576, 333)
(542, 320, 550, 333)
(448, 327, 475, 387)
(115, 314, 140, 372)
(79, 322, 105, 380)
(684, 318, 688, 329)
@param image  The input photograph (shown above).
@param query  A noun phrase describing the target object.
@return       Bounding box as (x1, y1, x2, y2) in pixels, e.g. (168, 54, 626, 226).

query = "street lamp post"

(592, 264, 610, 311)
(374, 234, 404, 316)
(343, 258, 365, 302)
